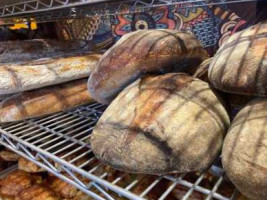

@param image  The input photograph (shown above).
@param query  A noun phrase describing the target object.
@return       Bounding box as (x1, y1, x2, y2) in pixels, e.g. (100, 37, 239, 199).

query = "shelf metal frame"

(0, 103, 239, 200)
(0, 0, 260, 25)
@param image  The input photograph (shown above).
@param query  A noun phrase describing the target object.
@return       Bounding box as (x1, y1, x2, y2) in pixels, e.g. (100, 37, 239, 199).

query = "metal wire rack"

(0, 0, 260, 25)
(0, 103, 241, 200)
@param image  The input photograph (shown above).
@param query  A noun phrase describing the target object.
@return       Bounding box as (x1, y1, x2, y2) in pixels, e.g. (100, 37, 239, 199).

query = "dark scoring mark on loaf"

(123, 74, 194, 146)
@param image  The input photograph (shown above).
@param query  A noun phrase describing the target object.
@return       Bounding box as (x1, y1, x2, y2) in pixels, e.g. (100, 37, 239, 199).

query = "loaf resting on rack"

(0, 39, 92, 64)
(222, 98, 267, 200)
(88, 29, 208, 104)
(91, 73, 230, 175)
(208, 21, 267, 97)
(0, 53, 101, 95)
(0, 79, 94, 122)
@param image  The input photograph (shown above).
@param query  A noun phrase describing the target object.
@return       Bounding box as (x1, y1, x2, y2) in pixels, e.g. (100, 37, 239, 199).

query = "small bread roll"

(91, 73, 230, 175)
(88, 29, 208, 104)
(222, 98, 267, 200)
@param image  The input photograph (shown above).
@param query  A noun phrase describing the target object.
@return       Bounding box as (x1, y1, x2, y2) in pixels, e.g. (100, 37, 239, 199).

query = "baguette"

(88, 29, 208, 104)
(0, 39, 91, 64)
(0, 53, 101, 95)
(0, 79, 94, 122)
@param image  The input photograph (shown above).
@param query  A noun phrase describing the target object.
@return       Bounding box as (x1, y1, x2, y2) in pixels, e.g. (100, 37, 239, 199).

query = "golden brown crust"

(0, 170, 42, 198)
(15, 185, 60, 200)
(88, 29, 207, 104)
(18, 157, 45, 173)
(0, 79, 94, 122)
(208, 22, 267, 96)
(0, 150, 20, 162)
(47, 174, 90, 200)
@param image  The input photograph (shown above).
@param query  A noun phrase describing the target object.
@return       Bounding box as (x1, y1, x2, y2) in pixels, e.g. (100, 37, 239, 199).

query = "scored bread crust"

(222, 98, 267, 200)
(0, 79, 94, 122)
(208, 22, 267, 96)
(91, 73, 230, 175)
(88, 29, 208, 104)
(0, 53, 101, 95)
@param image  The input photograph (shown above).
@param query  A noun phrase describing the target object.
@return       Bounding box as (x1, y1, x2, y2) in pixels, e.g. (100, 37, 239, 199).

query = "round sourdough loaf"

(208, 22, 267, 96)
(91, 73, 230, 175)
(88, 29, 208, 104)
(222, 98, 267, 200)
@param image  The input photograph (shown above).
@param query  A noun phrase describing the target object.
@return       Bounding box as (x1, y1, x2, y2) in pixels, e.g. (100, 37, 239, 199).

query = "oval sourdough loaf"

(88, 29, 208, 104)
(208, 22, 267, 96)
(0, 39, 91, 64)
(91, 73, 230, 175)
(192, 57, 212, 82)
(0, 79, 94, 122)
(222, 98, 267, 200)
(0, 53, 101, 95)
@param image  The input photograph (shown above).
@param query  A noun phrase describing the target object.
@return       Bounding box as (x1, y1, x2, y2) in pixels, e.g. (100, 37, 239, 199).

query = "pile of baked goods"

(0, 39, 102, 122)
(0, 21, 266, 200)
(88, 22, 267, 200)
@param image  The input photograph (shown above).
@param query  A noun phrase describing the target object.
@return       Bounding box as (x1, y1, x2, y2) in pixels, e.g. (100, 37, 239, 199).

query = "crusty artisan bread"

(15, 185, 60, 200)
(0, 39, 91, 64)
(0, 170, 42, 199)
(0, 79, 94, 122)
(222, 98, 267, 200)
(0, 53, 101, 95)
(91, 73, 230, 175)
(88, 29, 208, 104)
(192, 57, 212, 83)
(208, 22, 267, 96)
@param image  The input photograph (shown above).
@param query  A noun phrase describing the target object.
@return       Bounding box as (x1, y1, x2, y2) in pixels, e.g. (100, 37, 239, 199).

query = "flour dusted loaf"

(91, 73, 230, 175)
(0, 39, 91, 64)
(208, 22, 267, 96)
(0, 79, 93, 122)
(222, 98, 267, 200)
(88, 29, 208, 104)
(0, 53, 101, 95)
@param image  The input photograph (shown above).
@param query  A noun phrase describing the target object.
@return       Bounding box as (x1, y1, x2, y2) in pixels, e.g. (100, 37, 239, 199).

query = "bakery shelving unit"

(0, 0, 260, 199)
(0, 0, 260, 25)
(0, 103, 240, 200)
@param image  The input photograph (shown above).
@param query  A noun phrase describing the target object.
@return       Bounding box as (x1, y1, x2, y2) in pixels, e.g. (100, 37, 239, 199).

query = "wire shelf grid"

(0, 0, 260, 25)
(0, 103, 240, 200)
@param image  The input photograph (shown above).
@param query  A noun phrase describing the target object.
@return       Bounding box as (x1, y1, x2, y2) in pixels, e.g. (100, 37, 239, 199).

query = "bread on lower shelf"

(0, 170, 43, 199)
(0, 150, 20, 162)
(15, 185, 60, 200)
(91, 73, 230, 175)
(0, 78, 94, 122)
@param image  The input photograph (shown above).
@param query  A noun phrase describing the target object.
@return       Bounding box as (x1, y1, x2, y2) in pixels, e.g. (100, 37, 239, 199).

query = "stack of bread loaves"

(88, 29, 231, 175)
(89, 24, 267, 199)
(0, 39, 102, 122)
(209, 22, 267, 200)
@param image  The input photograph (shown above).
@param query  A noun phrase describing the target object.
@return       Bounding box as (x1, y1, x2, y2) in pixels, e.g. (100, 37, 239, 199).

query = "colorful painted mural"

(56, 2, 251, 55)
